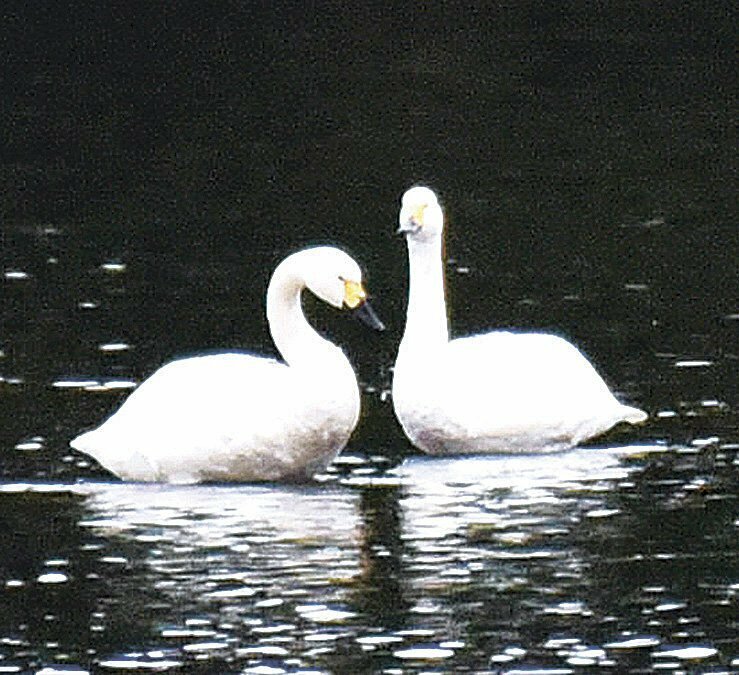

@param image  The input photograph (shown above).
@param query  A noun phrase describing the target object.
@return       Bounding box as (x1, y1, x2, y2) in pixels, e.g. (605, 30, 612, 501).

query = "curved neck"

(400, 234, 449, 353)
(266, 266, 340, 369)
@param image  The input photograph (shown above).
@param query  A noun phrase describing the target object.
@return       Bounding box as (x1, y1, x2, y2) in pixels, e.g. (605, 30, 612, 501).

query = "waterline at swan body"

(71, 246, 384, 483)
(392, 186, 647, 455)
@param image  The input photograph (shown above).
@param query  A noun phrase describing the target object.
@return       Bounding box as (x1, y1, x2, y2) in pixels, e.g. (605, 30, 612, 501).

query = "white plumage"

(392, 186, 647, 455)
(71, 246, 381, 483)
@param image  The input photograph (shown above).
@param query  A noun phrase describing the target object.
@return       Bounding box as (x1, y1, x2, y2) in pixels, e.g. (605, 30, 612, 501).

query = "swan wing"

(437, 332, 637, 438)
(72, 353, 354, 482)
(440, 332, 606, 408)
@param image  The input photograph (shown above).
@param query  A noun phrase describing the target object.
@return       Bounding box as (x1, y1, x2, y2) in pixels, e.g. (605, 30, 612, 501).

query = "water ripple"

(0, 437, 734, 672)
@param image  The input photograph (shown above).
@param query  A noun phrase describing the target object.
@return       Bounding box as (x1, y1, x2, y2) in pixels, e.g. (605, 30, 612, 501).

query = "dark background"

(0, 1, 736, 459)
(0, 4, 737, 673)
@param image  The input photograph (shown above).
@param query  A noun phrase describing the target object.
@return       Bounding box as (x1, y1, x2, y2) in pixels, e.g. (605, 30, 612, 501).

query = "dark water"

(1, 4, 737, 673)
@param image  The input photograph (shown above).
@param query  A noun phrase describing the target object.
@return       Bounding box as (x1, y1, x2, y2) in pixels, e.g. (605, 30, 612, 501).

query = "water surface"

(0, 442, 736, 672)
(1, 4, 737, 673)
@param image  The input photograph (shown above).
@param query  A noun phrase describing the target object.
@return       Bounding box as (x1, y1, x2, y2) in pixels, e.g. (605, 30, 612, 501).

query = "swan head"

(398, 185, 444, 242)
(290, 247, 385, 330)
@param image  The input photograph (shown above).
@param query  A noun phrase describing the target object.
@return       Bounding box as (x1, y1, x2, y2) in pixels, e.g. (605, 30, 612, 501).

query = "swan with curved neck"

(392, 186, 647, 455)
(71, 246, 384, 483)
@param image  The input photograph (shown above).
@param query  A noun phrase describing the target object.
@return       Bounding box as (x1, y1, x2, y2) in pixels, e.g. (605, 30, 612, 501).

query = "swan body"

(392, 186, 647, 455)
(71, 246, 383, 483)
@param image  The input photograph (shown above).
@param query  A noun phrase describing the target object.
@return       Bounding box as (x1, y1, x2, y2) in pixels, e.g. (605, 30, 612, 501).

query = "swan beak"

(397, 204, 425, 235)
(352, 300, 385, 331)
(397, 219, 419, 235)
(344, 280, 384, 330)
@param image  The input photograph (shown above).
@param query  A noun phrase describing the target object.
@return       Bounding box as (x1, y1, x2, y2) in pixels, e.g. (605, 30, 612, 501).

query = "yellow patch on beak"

(412, 203, 426, 226)
(343, 280, 367, 309)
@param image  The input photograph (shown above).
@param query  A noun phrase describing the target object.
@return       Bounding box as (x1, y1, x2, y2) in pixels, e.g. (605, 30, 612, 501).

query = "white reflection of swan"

(393, 445, 665, 541)
(393, 186, 647, 456)
(73, 482, 365, 613)
(71, 246, 383, 483)
(0, 481, 365, 652)
(79, 482, 360, 549)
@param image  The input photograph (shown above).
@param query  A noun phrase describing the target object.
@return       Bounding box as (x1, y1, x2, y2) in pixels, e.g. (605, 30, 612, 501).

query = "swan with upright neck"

(71, 246, 384, 483)
(392, 185, 647, 455)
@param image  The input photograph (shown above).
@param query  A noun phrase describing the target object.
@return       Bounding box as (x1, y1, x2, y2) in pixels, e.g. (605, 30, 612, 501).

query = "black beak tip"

(352, 301, 386, 332)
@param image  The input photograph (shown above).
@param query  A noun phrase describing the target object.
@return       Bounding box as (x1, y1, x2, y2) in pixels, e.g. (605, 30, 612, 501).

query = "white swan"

(71, 246, 384, 483)
(392, 186, 647, 455)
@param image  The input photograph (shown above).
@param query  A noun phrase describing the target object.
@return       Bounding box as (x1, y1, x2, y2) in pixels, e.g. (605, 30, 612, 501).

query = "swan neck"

(266, 266, 340, 369)
(402, 234, 449, 350)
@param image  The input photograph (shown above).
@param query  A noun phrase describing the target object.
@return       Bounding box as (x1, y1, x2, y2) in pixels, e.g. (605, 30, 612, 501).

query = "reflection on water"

(1, 5, 736, 673)
(1, 201, 736, 675)
(0, 441, 735, 672)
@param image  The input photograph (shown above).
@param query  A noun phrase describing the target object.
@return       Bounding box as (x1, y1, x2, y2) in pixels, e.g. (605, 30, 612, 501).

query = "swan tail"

(70, 429, 119, 471)
(69, 431, 94, 456)
(70, 430, 112, 469)
(621, 405, 648, 425)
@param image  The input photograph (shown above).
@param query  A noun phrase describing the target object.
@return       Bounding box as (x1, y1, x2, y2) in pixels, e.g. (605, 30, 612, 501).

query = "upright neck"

(400, 234, 449, 354)
(266, 268, 341, 370)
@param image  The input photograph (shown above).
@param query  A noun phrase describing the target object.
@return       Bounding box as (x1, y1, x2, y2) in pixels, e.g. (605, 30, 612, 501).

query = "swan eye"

(343, 279, 366, 309)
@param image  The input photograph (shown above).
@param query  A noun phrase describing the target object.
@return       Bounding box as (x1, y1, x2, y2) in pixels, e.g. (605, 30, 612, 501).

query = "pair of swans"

(71, 187, 646, 482)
